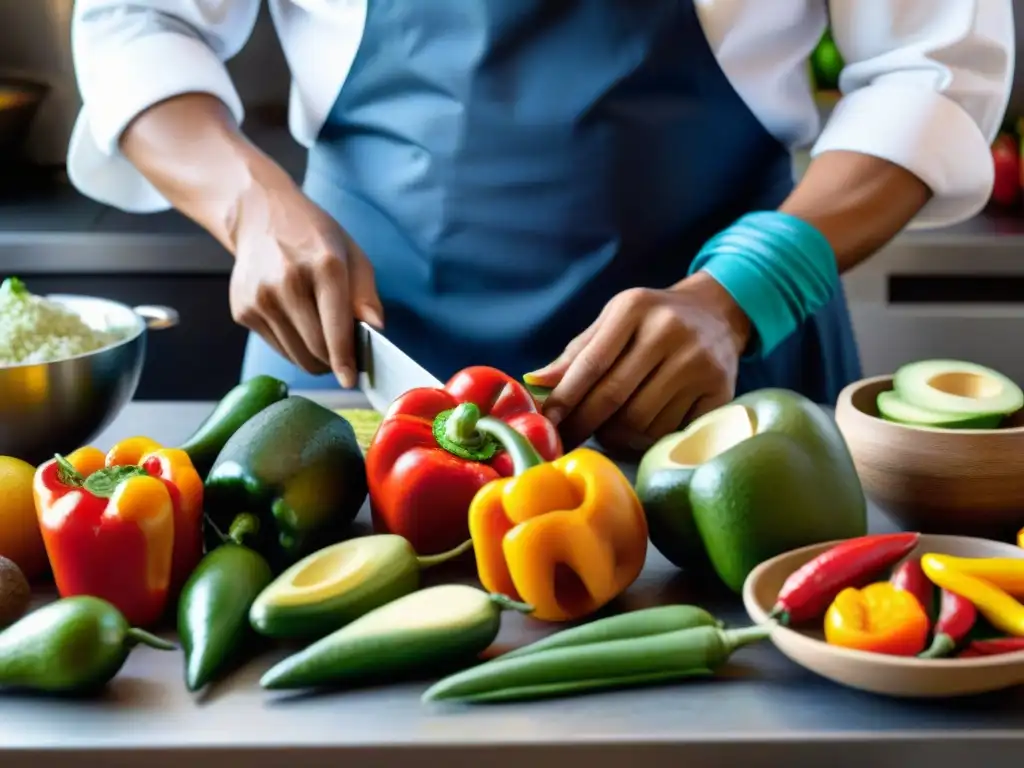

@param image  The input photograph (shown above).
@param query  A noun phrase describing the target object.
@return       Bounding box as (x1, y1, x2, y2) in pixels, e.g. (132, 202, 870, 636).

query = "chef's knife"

(354, 321, 443, 413)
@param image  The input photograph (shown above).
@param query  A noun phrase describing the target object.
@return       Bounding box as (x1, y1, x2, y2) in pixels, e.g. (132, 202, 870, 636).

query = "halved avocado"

(892, 360, 1023, 419)
(876, 390, 1003, 430)
(249, 534, 472, 641)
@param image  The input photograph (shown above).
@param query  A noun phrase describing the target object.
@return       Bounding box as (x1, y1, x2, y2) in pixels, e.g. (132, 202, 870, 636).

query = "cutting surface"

(0, 398, 1021, 768)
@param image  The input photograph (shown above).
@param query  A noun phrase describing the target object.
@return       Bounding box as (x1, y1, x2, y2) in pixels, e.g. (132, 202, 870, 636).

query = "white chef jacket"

(68, 0, 1015, 229)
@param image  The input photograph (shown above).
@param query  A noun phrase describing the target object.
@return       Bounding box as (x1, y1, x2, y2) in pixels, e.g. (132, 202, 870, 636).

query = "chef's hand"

(528, 272, 751, 453)
(228, 156, 383, 388)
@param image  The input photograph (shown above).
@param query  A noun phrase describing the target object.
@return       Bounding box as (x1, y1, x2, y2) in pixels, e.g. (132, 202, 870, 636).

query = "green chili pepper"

(500, 605, 721, 661)
(422, 623, 770, 704)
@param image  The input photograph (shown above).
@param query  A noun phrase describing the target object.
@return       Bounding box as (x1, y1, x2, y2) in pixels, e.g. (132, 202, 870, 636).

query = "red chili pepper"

(919, 588, 977, 659)
(770, 532, 921, 625)
(957, 637, 1024, 658)
(890, 557, 934, 614)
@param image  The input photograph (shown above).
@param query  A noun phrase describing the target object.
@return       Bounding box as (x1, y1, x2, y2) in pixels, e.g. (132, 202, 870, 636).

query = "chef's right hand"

(227, 156, 384, 388)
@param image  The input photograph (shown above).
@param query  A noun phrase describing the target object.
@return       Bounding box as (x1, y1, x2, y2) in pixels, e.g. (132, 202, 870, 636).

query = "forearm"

(119, 93, 283, 252)
(779, 150, 932, 274)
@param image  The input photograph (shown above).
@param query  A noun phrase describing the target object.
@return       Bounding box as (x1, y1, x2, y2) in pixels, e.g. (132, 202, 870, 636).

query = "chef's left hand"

(528, 272, 751, 453)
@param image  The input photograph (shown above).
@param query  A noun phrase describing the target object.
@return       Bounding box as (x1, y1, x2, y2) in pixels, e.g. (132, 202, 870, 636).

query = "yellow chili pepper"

(921, 553, 1024, 597)
(462, 403, 648, 622)
(921, 553, 1024, 637)
(824, 582, 929, 656)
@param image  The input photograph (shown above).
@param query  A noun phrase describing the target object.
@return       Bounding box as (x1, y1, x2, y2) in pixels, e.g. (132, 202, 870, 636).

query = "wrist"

(673, 272, 752, 356)
(688, 211, 839, 359)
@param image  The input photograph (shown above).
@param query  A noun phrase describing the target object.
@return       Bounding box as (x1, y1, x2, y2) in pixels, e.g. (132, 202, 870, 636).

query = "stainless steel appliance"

(0, 0, 77, 166)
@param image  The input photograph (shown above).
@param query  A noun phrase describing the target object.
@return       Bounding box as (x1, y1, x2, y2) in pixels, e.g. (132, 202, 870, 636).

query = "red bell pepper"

(33, 438, 204, 627)
(366, 366, 563, 555)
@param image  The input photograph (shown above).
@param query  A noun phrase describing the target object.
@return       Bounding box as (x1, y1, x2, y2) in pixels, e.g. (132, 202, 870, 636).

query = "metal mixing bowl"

(0, 295, 179, 465)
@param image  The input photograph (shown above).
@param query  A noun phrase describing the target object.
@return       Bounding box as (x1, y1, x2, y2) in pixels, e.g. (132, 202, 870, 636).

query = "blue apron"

(242, 0, 862, 404)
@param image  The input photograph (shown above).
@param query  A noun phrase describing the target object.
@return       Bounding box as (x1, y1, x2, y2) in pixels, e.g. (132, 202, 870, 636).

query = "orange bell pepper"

(824, 582, 930, 656)
(452, 402, 647, 622)
(74, 437, 204, 593)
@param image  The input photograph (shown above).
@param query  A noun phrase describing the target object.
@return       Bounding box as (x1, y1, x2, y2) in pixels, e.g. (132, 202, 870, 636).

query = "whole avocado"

(636, 389, 867, 593)
(204, 396, 368, 571)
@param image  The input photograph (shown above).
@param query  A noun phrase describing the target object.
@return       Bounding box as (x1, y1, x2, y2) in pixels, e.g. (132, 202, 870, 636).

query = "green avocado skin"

(637, 389, 867, 593)
(204, 396, 368, 571)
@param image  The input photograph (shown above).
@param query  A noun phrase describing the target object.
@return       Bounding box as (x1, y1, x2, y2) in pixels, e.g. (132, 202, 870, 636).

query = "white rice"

(0, 277, 122, 366)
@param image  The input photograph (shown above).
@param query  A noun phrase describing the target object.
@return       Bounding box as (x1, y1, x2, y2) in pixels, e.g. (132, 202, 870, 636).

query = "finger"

(262, 298, 331, 375)
(646, 390, 700, 441)
(247, 315, 291, 364)
(314, 252, 357, 387)
(557, 340, 659, 447)
(527, 322, 600, 385)
(543, 313, 637, 425)
(594, 422, 653, 456)
(346, 237, 385, 329)
(616, 358, 691, 435)
(281, 267, 332, 367)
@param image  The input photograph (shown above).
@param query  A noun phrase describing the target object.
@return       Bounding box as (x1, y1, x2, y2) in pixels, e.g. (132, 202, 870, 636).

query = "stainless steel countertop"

(1, 397, 1022, 768)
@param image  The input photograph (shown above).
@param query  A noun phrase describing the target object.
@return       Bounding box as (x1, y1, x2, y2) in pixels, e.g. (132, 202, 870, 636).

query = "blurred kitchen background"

(1, 1, 1023, 400)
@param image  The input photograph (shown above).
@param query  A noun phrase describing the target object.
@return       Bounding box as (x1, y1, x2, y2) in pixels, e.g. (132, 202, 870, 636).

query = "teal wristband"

(689, 211, 839, 358)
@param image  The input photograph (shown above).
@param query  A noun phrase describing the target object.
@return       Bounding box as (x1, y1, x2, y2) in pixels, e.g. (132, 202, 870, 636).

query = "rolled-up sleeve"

(813, 0, 1015, 229)
(68, 1, 261, 212)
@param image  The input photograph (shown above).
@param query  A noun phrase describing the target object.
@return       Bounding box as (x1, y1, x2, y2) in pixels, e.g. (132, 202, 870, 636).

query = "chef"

(69, 1, 1013, 450)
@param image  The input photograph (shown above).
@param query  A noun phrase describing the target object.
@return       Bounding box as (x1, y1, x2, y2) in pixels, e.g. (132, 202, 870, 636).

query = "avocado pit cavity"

(926, 371, 1003, 401)
(665, 405, 757, 467)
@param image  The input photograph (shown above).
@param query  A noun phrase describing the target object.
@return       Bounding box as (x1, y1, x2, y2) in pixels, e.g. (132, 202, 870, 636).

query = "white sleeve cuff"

(810, 80, 995, 230)
(67, 31, 244, 213)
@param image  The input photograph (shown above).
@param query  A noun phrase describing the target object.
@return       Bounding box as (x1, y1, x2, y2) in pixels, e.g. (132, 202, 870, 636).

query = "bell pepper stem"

(416, 538, 474, 569)
(53, 454, 84, 487)
(434, 402, 545, 473)
(475, 416, 544, 475)
(489, 593, 535, 614)
(227, 513, 261, 546)
(445, 403, 488, 449)
(126, 628, 177, 651)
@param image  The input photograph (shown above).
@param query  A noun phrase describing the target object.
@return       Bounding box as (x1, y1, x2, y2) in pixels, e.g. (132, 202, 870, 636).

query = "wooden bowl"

(835, 375, 1024, 538)
(743, 534, 1024, 697)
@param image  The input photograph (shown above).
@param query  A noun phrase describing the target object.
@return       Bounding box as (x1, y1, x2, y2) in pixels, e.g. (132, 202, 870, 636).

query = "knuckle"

(231, 305, 254, 326)
(617, 287, 654, 313)
(253, 283, 277, 311)
(314, 250, 345, 275)
(649, 306, 683, 336)
(279, 264, 307, 294)
(594, 382, 631, 413)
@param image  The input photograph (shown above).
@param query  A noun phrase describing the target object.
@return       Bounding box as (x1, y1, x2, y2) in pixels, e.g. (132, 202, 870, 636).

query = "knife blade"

(354, 321, 443, 413)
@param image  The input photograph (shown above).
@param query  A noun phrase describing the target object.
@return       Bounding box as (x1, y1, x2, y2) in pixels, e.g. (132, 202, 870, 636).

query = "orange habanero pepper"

(824, 581, 930, 656)
(450, 402, 647, 622)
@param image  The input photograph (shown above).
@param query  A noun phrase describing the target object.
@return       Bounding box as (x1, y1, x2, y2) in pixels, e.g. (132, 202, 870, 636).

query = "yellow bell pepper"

(450, 402, 647, 622)
(824, 582, 929, 656)
(921, 553, 1024, 637)
(1018, 528, 1023, 550)
(921, 553, 1024, 597)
